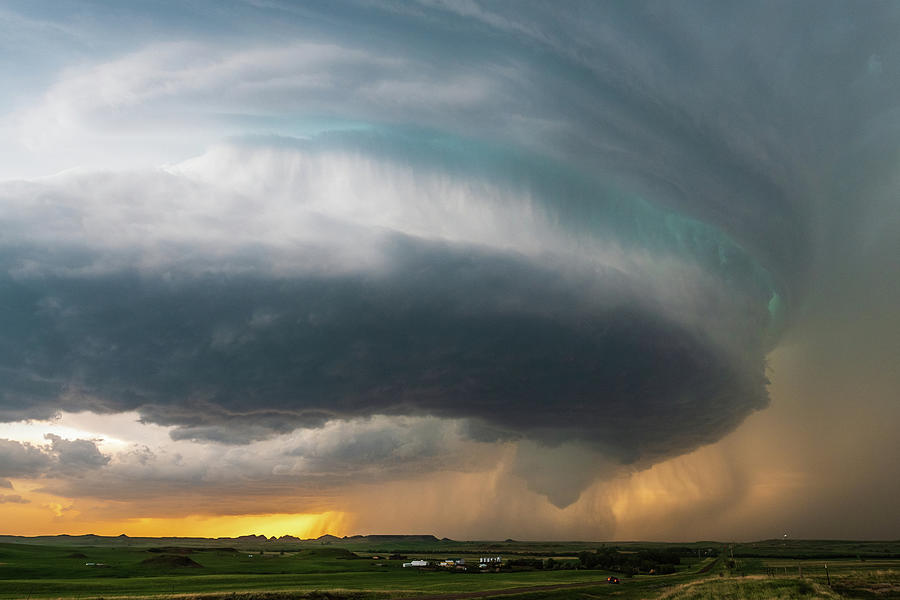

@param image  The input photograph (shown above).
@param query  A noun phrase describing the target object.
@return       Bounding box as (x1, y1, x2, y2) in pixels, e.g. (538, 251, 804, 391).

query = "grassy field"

(0, 537, 897, 599)
(0, 542, 618, 599)
(651, 576, 842, 600)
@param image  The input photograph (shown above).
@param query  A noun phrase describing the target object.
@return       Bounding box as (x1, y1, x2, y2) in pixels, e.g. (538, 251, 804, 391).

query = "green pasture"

(0, 544, 381, 580)
(0, 543, 619, 599)
(1, 538, 898, 599)
(0, 568, 616, 599)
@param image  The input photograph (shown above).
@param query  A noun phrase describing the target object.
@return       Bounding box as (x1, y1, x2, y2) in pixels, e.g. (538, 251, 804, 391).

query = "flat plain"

(0, 536, 897, 599)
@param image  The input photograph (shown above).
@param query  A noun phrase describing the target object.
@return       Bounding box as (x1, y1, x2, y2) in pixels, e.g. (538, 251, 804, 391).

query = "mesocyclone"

(2, 0, 898, 513)
(0, 125, 780, 479)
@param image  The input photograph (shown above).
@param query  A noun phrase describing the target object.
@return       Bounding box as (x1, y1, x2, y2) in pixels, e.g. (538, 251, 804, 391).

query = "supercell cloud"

(0, 135, 772, 468)
(0, 0, 899, 523)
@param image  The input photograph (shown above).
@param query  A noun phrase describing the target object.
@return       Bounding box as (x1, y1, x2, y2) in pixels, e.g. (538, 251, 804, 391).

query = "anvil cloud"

(0, 1, 898, 538)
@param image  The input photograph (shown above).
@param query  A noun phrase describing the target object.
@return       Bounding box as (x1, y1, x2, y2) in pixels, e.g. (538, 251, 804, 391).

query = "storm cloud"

(1, 0, 899, 518)
(0, 439, 52, 478)
(0, 436, 107, 479)
(0, 135, 772, 478)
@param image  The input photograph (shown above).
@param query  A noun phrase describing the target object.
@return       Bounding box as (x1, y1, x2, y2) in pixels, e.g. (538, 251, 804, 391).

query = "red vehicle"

(607, 576, 620, 584)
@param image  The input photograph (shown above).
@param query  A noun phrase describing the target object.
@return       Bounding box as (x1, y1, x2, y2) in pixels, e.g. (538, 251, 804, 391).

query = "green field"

(0, 536, 898, 599)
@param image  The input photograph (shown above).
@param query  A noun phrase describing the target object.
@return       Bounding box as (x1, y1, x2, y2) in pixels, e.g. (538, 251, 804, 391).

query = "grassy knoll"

(651, 576, 841, 600)
(829, 568, 900, 599)
(754, 558, 900, 599)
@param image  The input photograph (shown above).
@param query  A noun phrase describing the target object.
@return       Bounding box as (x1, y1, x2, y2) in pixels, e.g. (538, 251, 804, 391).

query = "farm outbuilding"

(402, 559, 429, 567)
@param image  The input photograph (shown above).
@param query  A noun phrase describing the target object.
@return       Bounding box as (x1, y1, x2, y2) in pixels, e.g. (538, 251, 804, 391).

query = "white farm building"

(402, 559, 429, 568)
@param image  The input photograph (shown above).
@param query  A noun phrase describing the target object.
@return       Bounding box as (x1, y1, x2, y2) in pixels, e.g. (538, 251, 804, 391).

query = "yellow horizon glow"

(0, 484, 351, 538)
(0, 509, 350, 538)
(106, 511, 352, 539)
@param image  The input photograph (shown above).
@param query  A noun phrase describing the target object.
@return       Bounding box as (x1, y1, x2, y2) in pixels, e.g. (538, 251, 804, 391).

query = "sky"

(0, 0, 898, 541)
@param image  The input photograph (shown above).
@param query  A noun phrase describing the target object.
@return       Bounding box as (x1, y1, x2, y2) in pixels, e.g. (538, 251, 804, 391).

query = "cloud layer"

(0, 134, 772, 502)
(0, 0, 898, 525)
